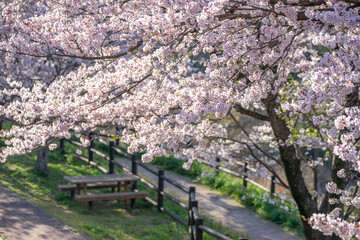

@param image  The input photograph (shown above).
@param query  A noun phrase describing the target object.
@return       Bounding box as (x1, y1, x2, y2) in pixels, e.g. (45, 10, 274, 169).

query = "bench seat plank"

(75, 191, 149, 202)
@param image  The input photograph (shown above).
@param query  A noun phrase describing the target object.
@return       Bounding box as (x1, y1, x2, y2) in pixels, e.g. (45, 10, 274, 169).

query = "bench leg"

(70, 190, 75, 199)
(117, 182, 121, 203)
(82, 184, 87, 208)
(124, 182, 129, 208)
(131, 181, 138, 212)
(76, 184, 81, 195)
(88, 201, 93, 212)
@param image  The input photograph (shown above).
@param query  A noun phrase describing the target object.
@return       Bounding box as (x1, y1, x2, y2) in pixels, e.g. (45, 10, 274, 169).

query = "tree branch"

(233, 104, 269, 121)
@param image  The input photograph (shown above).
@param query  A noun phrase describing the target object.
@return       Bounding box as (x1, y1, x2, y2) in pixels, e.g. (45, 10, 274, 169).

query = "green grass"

(0, 142, 189, 240)
(150, 155, 304, 238)
(0, 137, 241, 240)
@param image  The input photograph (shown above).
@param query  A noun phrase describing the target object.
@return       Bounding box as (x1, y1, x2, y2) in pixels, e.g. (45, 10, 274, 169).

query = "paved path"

(115, 157, 303, 240)
(0, 185, 91, 240)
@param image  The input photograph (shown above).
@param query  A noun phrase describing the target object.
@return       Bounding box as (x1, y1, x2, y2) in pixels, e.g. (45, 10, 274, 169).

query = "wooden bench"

(74, 191, 149, 211)
(58, 182, 120, 198)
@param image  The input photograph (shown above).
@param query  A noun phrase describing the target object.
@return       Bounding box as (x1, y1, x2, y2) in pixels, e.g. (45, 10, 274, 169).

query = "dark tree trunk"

(35, 147, 49, 172)
(60, 139, 65, 154)
(262, 95, 333, 240)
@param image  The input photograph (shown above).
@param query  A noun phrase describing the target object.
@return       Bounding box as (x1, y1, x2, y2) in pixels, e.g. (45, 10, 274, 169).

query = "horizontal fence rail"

(199, 225, 234, 240)
(65, 136, 237, 240)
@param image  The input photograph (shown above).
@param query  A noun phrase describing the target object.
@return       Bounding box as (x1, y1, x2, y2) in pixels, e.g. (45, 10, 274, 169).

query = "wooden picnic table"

(64, 173, 141, 209)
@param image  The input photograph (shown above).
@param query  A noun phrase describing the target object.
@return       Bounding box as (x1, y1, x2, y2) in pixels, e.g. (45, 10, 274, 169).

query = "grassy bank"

(0, 148, 189, 240)
(0, 136, 240, 240)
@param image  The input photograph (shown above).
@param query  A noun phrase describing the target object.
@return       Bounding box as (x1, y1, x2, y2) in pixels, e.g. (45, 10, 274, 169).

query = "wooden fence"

(63, 137, 237, 240)
(200, 158, 287, 196)
(197, 157, 295, 207)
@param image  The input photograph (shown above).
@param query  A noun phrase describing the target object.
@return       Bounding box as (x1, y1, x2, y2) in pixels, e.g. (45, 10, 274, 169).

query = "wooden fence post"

(59, 139, 65, 154)
(88, 133, 94, 163)
(188, 186, 196, 226)
(131, 154, 138, 209)
(109, 141, 115, 174)
(270, 175, 276, 195)
(115, 126, 120, 146)
(188, 186, 196, 240)
(191, 200, 198, 240)
(158, 169, 164, 212)
(243, 162, 248, 188)
(215, 157, 220, 176)
(195, 217, 203, 240)
(131, 154, 138, 176)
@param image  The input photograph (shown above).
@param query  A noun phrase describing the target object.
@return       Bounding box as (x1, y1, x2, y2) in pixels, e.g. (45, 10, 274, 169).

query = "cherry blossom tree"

(0, 0, 81, 171)
(0, 0, 359, 239)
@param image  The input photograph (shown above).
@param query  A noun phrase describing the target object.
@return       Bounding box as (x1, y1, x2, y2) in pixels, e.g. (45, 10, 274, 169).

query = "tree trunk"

(35, 147, 49, 172)
(262, 95, 328, 240)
